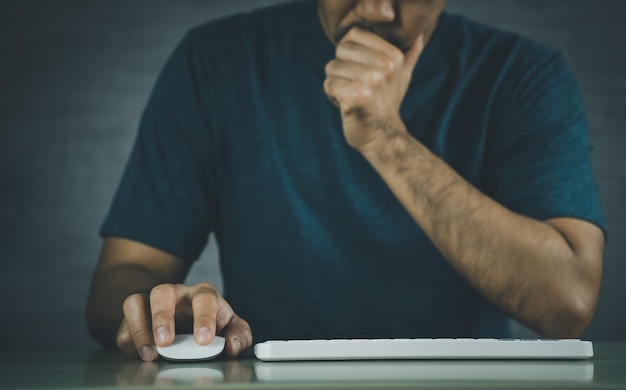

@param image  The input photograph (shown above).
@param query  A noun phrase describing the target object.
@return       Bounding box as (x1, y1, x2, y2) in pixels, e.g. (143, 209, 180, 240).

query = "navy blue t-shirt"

(101, 0, 605, 341)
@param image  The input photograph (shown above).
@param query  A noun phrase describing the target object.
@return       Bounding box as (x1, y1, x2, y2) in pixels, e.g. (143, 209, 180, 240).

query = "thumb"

(403, 34, 424, 73)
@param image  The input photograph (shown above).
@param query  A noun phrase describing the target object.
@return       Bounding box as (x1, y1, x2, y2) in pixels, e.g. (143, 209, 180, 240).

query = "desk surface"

(1, 342, 625, 389)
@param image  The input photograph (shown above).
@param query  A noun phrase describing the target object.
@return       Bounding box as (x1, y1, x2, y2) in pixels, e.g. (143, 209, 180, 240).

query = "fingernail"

(140, 346, 157, 361)
(156, 326, 171, 344)
(196, 326, 211, 343)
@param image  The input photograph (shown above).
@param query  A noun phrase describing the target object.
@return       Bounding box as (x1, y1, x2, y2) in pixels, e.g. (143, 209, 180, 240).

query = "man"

(86, 0, 605, 362)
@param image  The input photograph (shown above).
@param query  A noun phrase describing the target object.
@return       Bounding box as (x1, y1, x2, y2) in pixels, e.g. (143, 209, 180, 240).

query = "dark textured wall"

(0, 0, 624, 349)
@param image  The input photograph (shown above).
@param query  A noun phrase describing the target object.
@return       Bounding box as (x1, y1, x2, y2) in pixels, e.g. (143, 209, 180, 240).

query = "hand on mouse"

(323, 27, 424, 154)
(115, 282, 252, 361)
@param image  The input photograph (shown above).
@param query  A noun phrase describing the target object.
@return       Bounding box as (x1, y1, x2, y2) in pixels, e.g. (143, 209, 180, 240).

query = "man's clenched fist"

(324, 27, 424, 153)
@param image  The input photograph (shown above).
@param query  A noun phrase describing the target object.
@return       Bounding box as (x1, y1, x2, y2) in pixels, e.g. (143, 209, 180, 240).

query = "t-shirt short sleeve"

(490, 50, 606, 237)
(100, 31, 217, 262)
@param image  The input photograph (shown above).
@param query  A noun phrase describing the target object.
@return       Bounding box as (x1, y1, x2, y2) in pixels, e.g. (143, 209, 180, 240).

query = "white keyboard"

(254, 338, 593, 361)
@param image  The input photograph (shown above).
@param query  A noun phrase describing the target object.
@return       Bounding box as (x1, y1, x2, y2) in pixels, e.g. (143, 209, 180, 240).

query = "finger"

(336, 40, 388, 68)
(149, 284, 177, 347)
(121, 293, 157, 361)
(336, 42, 403, 80)
(190, 283, 221, 345)
(339, 28, 405, 72)
(220, 315, 253, 358)
(326, 59, 388, 88)
(340, 27, 395, 54)
(403, 34, 425, 73)
(324, 76, 370, 113)
(115, 320, 138, 357)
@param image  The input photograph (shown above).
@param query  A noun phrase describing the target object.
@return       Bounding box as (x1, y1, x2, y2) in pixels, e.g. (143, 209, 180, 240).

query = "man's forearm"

(360, 120, 600, 337)
(86, 264, 163, 347)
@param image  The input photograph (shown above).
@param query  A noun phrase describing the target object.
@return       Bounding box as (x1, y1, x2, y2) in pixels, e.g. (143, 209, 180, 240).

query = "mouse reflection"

(115, 360, 254, 386)
(116, 360, 253, 387)
(154, 365, 224, 386)
(86, 349, 254, 386)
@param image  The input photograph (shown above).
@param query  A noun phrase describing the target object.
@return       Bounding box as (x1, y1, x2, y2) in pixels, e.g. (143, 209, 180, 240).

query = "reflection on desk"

(0, 342, 625, 389)
(106, 360, 254, 387)
(154, 361, 252, 386)
(254, 361, 594, 382)
(111, 359, 595, 387)
(133, 360, 594, 386)
(155, 365, 223, 386)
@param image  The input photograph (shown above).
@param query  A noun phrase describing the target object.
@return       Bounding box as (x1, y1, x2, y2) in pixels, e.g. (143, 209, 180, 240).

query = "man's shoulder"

(441, 11, 559, 69)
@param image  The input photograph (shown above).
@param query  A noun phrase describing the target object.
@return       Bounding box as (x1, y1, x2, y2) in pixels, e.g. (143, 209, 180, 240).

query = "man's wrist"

(359, 118, 417, 171)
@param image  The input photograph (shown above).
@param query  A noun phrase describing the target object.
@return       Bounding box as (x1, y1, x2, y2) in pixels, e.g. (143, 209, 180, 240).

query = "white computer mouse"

(156, 334, 225, 361)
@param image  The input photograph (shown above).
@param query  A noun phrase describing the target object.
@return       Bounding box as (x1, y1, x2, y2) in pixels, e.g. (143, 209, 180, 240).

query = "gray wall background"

(0, 0, 624, 350)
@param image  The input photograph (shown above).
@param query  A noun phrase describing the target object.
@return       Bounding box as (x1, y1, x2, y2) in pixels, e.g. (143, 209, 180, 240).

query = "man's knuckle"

(131, 328, 150, 341)
(336, 41, 354, 57)
(335, 45, 344, 59)
(151, 309, 171, 322)
(241, 327, 253, 342)
(195, 313, 217, 324)
(345, 28, 359, 39)
(196, 281, 215, 289)
(357, 84, 372, 99)
(381, 56, 396, 73)
(323, 79, 331, 93)
(394, 49, 404, 63)
(239, 329, 253, 347)
(122, 293, 144, 312)
(324, 61, 335, 75)
(364, 69, 382, 84)
(326, 78, 340, 94)
(151, 283, 175, 298)
(116, 330, 132, 349)
(196, 282, 219, 297)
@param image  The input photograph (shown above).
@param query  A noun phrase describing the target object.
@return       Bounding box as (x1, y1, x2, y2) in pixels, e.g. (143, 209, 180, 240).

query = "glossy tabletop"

(1, 342, 625, 389)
